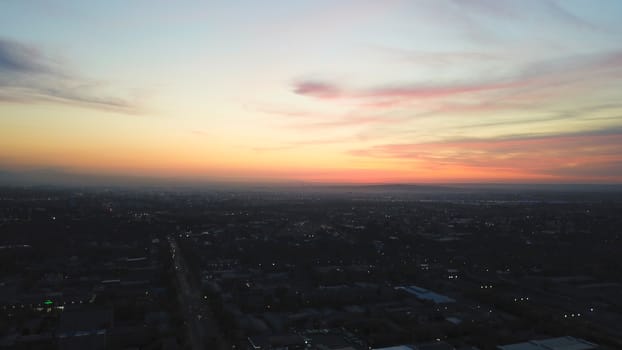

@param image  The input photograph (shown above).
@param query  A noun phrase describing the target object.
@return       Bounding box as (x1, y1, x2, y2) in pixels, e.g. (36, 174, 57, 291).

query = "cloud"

(293, 49, 622, 108)
(0, 37, 138, 113)
(452, 0, 601, 31)
(540, 0, 602, 31)
(420, 102, 622, 130)
(293, 80, 523, 101)
(547, 160, 622, 178)
(366, 80, 523, 99)
(348, 127, 622, 181)
(351, 127, 622, 159)
(450, 0, 519, 20)
(280, 48, 622, 148)
(399, 50, 501, 65)
(292, 81, 342, 99)
(0, 39, 55, 75)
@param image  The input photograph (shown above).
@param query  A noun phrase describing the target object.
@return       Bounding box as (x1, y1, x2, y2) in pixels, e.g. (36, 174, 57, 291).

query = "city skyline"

(2, 0, 622, 184)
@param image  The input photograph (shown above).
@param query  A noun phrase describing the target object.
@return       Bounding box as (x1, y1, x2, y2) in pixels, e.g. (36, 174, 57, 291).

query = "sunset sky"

(1, 0, 622, 184)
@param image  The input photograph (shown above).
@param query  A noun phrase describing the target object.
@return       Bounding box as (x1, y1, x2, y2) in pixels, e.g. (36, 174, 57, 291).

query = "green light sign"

(43, 300, 53, 305)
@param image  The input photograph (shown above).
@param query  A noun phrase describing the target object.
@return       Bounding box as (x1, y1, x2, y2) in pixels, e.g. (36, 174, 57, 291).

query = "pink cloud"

(348, 129, 622, 181)
(292, 50, 622, 108)
(292, 78, 525, 101)
(293, 81, 342, 99)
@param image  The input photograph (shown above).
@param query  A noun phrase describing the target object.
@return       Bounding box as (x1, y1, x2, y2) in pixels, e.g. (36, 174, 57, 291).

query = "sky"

(1, 0, 622, 184)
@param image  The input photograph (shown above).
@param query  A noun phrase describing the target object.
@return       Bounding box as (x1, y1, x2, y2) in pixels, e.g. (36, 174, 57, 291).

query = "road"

(168, 235, 223, 349)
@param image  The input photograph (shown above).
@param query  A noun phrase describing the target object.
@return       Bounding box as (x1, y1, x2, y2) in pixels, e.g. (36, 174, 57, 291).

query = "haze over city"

(1, 0, 622, 185)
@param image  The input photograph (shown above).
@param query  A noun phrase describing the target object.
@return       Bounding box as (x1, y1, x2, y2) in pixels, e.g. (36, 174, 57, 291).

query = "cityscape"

(2, 1, 622, 349)
(0, 185, 621, 349)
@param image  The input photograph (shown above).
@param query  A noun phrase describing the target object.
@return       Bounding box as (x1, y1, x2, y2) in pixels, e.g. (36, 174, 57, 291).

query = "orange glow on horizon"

(1, 2, 622, 185)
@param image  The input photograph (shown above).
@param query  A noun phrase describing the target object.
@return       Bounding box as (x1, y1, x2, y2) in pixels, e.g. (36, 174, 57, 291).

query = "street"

(168, 235, 223, 349)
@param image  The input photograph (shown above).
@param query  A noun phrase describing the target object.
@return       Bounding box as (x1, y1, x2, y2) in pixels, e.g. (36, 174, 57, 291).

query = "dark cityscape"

(1, 185, 621, 349)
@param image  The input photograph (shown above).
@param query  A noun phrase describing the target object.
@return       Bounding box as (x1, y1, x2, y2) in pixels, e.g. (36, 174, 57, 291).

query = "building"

(497, 336, 599, 350)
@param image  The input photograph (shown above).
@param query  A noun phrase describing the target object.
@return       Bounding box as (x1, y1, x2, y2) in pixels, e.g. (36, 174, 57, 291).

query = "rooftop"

(498, 336, 599, 350)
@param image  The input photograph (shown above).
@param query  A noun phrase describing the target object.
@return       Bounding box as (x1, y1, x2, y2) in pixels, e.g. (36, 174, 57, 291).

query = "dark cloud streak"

(0, 37, 138, 113)
(0, 39, 50, 74)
